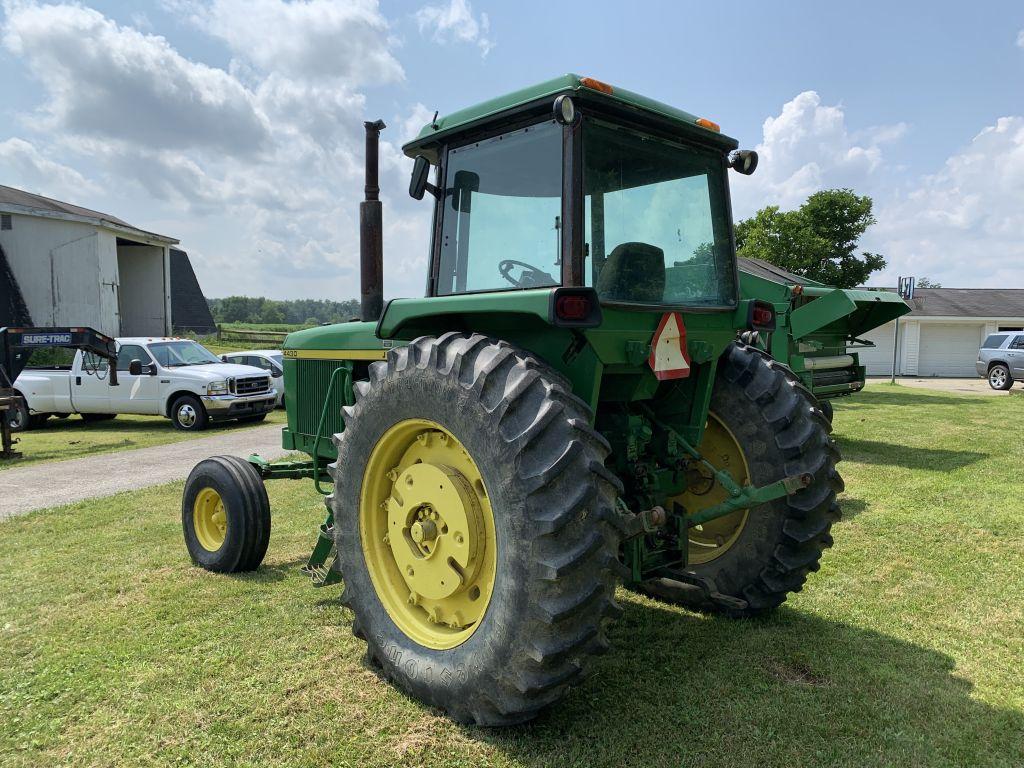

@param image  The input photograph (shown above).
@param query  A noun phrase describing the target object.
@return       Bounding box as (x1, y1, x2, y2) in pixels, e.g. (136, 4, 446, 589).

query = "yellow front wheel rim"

(360, 419, 496, 650)
(193, 487, 228, 551)
(672, 412, 751, 565)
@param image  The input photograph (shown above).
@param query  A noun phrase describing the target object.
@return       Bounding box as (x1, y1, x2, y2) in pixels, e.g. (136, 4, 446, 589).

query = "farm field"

(1, 384, 1021, 768)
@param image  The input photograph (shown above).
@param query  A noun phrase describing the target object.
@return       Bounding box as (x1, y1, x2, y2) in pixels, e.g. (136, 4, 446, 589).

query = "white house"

(0, 184, 178, 336)
(856, 288, 1024, 377)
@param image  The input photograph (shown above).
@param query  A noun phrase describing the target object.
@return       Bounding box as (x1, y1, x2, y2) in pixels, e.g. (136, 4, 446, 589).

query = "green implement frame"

(738, 258, 910, 402)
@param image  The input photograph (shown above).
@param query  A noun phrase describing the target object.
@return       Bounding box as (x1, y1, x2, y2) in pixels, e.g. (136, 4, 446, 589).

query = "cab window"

(436, 120, 563, 295)
(117, 344, 151, 371)
(1011, 335, 1024, 350)
(982, 334, 1008, 349)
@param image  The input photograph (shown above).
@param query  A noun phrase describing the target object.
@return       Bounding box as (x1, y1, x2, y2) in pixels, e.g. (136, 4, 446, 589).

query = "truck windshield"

(583, 119, 736, 307)
(149, 341, 221, 367)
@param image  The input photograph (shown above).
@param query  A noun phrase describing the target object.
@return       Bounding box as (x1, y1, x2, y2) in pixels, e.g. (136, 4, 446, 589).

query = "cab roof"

(402, 74, 739, 159)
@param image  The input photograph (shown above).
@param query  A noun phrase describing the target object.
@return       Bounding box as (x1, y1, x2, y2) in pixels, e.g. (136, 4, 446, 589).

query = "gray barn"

(0, 185, 211, 336)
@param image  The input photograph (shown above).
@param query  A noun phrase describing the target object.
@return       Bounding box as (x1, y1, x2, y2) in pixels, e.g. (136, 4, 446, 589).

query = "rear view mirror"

(128, 359, 142, 376)
(409, 156, 439, 200)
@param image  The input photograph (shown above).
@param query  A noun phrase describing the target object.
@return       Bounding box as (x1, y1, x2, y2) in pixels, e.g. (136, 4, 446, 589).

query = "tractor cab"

(402, 74, 755, 311)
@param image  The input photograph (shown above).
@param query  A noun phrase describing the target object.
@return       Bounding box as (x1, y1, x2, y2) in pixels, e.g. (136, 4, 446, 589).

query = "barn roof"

(0, 184, 178, 244)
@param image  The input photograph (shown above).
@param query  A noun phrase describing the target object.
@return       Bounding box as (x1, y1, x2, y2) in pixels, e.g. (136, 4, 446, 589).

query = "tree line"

(207, 296, 360, 326)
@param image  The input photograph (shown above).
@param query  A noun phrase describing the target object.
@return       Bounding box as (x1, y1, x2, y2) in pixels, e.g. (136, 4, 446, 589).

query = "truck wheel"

(330, 333, 624, 725)
(81, 413, 117, 423)
(988, 364, 1013, 390)
(170, 395, 208, 431)
(641, 342, 842, 616)
(7, 397, 31, 432)
(182, 455, 271, 572)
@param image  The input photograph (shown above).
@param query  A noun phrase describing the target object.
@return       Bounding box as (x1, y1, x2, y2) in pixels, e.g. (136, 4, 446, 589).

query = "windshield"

(149, 341, 222, 367)
(583, 119, 736, 307)
(270, 353, 283, 366)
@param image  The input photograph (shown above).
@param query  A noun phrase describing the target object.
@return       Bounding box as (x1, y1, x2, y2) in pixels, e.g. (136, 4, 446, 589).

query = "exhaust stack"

(360, 119, 386, 322)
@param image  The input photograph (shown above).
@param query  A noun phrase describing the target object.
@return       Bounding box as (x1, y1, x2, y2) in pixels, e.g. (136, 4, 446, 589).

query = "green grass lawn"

(1, 385, 1021, 767)
(1, 409, 286, 471)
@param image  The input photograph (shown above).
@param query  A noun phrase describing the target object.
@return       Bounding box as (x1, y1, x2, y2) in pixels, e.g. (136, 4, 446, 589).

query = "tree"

(916, 277, 941, 288)
(735, 189, 886, 289)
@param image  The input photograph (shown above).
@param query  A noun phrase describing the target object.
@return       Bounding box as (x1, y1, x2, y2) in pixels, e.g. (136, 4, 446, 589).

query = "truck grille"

(231, 375, 271, 395)
(295, 359, 351, 439)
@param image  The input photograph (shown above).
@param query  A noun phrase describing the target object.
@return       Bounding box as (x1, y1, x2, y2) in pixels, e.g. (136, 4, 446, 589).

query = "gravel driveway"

(0, 423, 288, 521)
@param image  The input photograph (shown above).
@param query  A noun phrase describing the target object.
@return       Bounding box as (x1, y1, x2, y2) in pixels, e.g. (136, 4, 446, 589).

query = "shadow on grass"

(837, 496, 868, 520)
(841, 438, 987, 471)
(471, 600, 1022, 767)
(836, 389, 981, 409)
(232, 557, 307, 583)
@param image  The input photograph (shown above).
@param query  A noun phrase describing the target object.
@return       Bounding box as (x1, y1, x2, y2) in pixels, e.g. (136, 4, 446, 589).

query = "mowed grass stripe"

(0, 384, 1021, 767)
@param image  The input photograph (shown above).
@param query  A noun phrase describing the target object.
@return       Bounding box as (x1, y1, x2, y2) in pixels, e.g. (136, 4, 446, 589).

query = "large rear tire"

(640, 343, 842, 616)
(330, 333, 624, 725)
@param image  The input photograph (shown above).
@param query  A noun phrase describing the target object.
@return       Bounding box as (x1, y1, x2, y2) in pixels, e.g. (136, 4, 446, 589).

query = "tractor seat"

(596, 242, 666, 303)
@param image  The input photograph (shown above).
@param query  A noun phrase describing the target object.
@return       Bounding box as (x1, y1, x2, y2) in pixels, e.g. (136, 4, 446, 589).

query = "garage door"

(918, 323, 984, 377)
(852, 322, 896, 376)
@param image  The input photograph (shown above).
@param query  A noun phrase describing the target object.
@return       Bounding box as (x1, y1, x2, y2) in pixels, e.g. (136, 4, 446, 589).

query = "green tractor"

(738, 258, 910, 421)
(182, 75, 843, 725)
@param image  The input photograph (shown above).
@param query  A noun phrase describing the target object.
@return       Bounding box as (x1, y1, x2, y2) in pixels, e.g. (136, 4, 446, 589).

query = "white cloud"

(175, 0, 404, 85)
(415, 0, 493, 55)
(1017, 29, 1024, 48)
(2, 3, 270, 155)
(870, 116, 1024, 288)
(0, 137, 99, 199)
(732, 90, 1024, 288)
(731, 90, 905, 215)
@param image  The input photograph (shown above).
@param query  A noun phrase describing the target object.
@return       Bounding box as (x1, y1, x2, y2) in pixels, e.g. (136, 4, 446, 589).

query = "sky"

(2, 0, 1023, 300)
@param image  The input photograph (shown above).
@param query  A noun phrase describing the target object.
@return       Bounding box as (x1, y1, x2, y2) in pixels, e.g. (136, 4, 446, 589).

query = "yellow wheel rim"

(193, 487, 228, 552)
(672, 412, 751, 565)
(360, 419, 496, 650)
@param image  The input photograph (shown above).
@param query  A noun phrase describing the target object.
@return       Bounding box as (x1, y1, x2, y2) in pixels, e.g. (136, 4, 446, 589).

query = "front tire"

(182, 456, 271, 572)
(641, 343, 842, 616)
(330, 333, 624, 725)
(988, 364, 1013, 390)
(170, 395, 208, 431)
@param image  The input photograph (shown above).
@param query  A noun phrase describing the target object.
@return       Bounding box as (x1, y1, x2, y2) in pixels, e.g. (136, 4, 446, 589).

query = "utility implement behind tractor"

(737, 258, 910, 421)
(182, 75, 843, 725)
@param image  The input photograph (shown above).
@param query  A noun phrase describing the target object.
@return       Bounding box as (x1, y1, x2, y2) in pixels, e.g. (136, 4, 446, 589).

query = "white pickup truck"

(11, 337, 277, 432)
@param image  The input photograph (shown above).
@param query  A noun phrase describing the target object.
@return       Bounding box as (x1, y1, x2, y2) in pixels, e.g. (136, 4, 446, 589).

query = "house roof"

(904, 288, 1024, 318)
(0, 184, 178, 244)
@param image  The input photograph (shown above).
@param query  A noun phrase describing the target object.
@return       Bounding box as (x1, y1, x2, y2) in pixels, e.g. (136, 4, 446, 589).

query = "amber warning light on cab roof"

(579, 76, 613, 94)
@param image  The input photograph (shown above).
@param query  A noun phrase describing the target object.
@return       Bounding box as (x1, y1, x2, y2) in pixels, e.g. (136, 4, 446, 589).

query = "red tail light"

(549, 288, 602, 328)
(748, 300, 777, 330)
(556, 294, 591, 321)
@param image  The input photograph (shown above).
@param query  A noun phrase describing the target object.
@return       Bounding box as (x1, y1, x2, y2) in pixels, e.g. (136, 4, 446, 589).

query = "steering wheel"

(499, 259, 551, 288)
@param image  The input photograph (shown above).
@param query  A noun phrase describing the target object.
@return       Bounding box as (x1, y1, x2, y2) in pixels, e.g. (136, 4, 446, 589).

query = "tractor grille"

(231, 375, 271, 395)
(294, 359, 351, 439)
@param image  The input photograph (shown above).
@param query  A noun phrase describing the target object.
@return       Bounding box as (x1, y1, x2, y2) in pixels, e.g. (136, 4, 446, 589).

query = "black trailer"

(0, 327, 119, 459)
